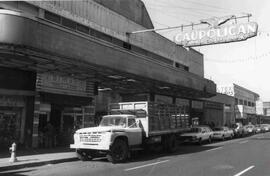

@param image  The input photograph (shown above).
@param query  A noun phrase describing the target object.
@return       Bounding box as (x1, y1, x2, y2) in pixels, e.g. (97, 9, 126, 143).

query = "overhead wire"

(146, 2, 217, 17)
(144, 0, 270, 64)
(178, 0, 246, 14)
(204, 50, 270, 63)
(146, 6, 195, 23)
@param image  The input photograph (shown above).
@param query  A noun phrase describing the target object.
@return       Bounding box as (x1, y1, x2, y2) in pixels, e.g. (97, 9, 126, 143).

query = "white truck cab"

(70, 114, 142, 163)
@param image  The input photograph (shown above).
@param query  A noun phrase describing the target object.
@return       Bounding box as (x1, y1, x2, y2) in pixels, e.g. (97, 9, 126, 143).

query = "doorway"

(60, 107, 84, 145)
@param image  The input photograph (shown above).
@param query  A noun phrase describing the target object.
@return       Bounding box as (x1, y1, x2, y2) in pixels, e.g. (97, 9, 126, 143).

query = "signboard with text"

(36, 73, 94, 97)
(174, 22, 258, 47)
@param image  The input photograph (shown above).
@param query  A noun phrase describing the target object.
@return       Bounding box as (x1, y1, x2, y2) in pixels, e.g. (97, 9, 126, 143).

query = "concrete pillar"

(32, 94, 40, 148)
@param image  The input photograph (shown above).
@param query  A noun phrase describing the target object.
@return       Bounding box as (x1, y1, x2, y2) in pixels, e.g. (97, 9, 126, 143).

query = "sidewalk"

(0, 147, 78, 172)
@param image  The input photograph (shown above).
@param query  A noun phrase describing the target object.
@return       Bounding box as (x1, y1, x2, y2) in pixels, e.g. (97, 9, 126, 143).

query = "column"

(32, 94, 41, 148)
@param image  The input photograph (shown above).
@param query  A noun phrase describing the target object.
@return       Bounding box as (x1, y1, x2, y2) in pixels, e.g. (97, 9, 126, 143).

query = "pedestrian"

(44, 122, 55, 148)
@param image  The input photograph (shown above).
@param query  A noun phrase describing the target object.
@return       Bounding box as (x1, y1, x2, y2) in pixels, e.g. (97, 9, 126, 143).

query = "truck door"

(126, 118, 142, 146)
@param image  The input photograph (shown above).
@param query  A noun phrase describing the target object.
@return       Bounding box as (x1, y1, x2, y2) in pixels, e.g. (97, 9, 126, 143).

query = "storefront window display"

(0, 110, 21, 149)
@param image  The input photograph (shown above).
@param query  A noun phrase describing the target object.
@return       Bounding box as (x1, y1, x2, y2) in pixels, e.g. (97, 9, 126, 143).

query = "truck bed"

(109, 101, 190, 137)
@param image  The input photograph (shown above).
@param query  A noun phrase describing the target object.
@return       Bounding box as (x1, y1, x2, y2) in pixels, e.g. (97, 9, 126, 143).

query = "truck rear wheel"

(107, 139, 128, 163)
(167, 135, 177, 153)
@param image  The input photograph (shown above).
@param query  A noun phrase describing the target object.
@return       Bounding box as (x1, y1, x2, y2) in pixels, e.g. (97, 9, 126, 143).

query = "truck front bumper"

(70, 143, 110, 150)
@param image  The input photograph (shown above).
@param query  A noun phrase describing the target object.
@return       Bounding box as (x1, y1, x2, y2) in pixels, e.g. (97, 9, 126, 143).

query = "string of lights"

(204, 50, 270, 63)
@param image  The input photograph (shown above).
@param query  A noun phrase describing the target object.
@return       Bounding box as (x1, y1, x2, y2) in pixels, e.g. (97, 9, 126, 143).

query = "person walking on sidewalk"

(44, 122, 55, 148)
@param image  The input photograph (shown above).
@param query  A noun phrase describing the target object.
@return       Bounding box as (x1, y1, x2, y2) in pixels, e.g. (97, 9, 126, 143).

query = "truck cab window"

(128, 119, 137, 128)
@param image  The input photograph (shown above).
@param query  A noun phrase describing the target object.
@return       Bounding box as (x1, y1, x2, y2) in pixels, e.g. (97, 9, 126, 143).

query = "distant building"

(263, 102, 270, 116)
(201, 93, 235, 127)
(217, 84, 259, 125)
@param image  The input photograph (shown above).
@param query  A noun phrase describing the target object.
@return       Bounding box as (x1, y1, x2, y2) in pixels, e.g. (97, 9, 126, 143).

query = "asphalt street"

(1, 132, 270, 176)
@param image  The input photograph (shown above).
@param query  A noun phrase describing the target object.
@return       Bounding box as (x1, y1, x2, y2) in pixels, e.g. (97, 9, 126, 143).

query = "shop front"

(203, 101, 224, 128)
(32, 72, 95, 148)
(0, 67, 36, 149)
(0, 96, 25, 149)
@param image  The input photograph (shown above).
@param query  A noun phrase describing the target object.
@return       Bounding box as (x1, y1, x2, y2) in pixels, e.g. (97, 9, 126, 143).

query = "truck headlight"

(74, 133, 80, 143)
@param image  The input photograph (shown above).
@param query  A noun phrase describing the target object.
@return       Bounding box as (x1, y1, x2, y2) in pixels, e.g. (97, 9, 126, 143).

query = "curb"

(0, 157, 78, 172)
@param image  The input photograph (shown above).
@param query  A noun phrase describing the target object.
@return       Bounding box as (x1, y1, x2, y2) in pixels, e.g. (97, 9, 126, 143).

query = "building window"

(239, 99, 243, 105)
(76, 23, 89, 34)
(244, 100, 247, 106)
(248, 101, 252, 106)
(175, 62, 189, 71)
(235, 98, 238, 105)
(62, 17, 76, 29)
(44, 11, 61, 24)
(184, 66, 189, 71)
(99, 33, 112, 43)
(123, 42, 131, 50)
(225, 104, 231, 109)
(175, 62, 180, 68)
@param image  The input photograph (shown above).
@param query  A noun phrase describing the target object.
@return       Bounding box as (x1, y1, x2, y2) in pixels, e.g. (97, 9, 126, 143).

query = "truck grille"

(80, 134, 101, 143)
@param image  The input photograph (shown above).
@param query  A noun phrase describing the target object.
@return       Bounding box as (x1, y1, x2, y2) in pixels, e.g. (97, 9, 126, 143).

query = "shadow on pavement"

(0, 169, 35, 176)
(249, 136, 270, 140)
(91, 142, 222, 164)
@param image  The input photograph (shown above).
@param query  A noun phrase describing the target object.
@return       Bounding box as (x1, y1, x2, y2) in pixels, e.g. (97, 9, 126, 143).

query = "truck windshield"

(99, 116, 127, 127)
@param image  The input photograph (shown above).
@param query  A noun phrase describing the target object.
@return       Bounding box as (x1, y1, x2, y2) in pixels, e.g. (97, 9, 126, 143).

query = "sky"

(142, 0, 270, 101)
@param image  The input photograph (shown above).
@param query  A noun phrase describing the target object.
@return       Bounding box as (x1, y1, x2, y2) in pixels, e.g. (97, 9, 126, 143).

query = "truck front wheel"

(107, 139, 128, 163)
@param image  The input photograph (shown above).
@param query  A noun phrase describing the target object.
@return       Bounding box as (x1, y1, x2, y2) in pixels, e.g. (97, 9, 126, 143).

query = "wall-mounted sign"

(36, 73, 94, 97)
(174, 22, 258, 47)
(217, 86, 235, 96)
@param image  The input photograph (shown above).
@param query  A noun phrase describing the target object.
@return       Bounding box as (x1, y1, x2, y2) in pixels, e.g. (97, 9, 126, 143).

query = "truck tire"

(76, 150, 93, 161)
(107, 139, 128, 163)
(167, 135, 177, 153)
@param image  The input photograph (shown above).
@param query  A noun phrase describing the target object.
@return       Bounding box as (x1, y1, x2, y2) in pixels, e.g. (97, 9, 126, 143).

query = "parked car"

(243, 124, 256, 135)
(180, 126, 213, 145)
(212, 126, 234, 140)
(232, 123, 245, 137)
(260, 124, 270, 132)
(254, 124, 263, 133)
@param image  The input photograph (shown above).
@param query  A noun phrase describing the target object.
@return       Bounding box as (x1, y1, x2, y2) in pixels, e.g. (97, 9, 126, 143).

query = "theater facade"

(0, 1, 216, 148)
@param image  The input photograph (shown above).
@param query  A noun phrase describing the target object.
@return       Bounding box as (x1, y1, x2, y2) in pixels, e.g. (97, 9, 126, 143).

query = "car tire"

(198, 138, 202, 145)
(208, 137, 212, 144)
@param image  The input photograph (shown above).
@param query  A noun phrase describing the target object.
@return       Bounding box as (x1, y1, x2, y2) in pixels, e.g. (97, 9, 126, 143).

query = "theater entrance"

(60, 107, 84, 145)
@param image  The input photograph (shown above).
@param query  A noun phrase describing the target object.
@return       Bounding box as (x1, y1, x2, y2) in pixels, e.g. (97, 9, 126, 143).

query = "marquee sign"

(174, 16, 258, 47)
(36, 73, 94, 97)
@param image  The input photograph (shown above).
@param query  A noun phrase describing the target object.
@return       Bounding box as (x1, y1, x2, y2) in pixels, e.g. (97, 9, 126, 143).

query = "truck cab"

(70, 114, 142, 163)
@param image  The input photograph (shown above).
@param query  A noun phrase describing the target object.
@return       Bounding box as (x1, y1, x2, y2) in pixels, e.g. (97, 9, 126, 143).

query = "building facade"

(263, 102, 270, 116)
(201, 93, 235, 127)
(0, 1, 215, 149)
(217, 84, 259, 125)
